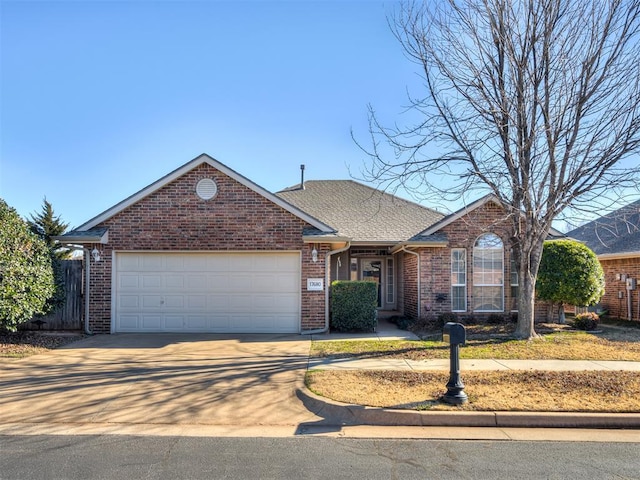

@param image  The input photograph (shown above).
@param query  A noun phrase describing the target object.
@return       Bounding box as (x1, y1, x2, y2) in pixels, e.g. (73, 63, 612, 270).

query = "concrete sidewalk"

(309, 357, 640, 371)
(304, 323, 640, 430)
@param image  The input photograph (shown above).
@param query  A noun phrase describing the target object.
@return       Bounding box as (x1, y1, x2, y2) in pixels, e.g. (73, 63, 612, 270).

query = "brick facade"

(402, 200, 550, 322)
(598, 257, 640, 322)
(87, 162, 326, 333)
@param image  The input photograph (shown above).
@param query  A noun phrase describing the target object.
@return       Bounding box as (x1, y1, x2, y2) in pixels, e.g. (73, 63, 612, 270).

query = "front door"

(361, 259, 382, 307)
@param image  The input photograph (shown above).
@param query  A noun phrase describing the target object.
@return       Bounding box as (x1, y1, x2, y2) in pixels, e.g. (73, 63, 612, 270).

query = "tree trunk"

(514, 233, 545, 340)
(546, 302, 554, 322)
(515, 273, 537, 339)
(558, 304, 566, 324)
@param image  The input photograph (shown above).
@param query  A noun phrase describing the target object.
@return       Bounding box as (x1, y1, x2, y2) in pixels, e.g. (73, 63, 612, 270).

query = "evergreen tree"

(28, 198, 70, 260)
(28, 198, 70, 313)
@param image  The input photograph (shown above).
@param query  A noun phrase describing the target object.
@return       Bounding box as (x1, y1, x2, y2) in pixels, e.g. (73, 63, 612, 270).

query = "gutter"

(301, 241, 351, 335)
(399, 245, 421, 320)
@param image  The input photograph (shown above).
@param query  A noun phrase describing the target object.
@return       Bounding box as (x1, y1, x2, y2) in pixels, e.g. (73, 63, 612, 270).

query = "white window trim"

(510, 251, 519, 312)
(451, 248, 467, 312)
(386, 257, 395, 305)
(473, 234, 504, 313)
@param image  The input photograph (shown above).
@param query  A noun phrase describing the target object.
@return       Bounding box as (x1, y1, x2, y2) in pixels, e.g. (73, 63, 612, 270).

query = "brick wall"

(403, 252, 418, 318)
(403, 200, 550, 322)
(598, 257, 640, 322)
(88, 162, 326, 333)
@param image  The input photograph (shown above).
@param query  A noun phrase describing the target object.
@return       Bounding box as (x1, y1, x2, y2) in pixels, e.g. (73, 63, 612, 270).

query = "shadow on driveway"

(0, 334, 333, 428)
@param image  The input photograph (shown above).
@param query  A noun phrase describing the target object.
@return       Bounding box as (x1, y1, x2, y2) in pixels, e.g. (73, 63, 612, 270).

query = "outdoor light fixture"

(311, 245, 318, 263)
(91, 247, 102, 262)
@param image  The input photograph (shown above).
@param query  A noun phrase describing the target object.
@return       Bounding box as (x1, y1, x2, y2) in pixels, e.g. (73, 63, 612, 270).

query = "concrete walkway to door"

(0, 333, 324, 429)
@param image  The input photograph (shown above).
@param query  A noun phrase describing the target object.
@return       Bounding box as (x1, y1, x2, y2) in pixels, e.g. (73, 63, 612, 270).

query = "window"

(451, 249, 467, 311)
(386, 258, 394, 304)
(473, 233, 504, 312)
(510, 252, 519, 311)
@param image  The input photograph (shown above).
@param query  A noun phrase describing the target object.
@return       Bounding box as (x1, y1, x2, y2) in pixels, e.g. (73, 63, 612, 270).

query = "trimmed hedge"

(330, 281, 377, 332)
(573, 312, 600, 331)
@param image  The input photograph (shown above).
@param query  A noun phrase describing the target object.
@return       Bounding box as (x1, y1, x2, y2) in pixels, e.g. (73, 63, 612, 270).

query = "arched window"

(473, 233, 504, 312)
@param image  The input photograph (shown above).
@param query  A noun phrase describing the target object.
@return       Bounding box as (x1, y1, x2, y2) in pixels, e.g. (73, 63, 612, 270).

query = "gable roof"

(276, 180, 444, 243)
(567, 199, 640, 258)
(414, 194, 565, 240)
(72, 154, 335, 234)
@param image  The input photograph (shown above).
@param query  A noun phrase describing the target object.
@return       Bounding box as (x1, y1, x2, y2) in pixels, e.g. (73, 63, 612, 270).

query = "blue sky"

(1, 0, 428, 228)
(2, 1, 637, 232)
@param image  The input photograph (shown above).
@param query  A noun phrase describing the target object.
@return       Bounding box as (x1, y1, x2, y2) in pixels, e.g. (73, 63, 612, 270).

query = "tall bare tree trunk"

(515, 276, 537, 339)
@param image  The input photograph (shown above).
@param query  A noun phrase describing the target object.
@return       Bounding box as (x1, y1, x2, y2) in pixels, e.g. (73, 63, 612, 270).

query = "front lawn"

(311, 324, 640, 361)
(306, 370, 640, 413)
(307, 322, 640, 412)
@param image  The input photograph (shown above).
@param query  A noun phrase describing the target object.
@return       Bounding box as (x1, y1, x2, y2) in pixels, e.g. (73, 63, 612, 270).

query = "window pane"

(473, 286, 504, 311)
(452, 286, 466, 311)
(451, 249, 466, 311)
(473, 234, 504, 312)
(386, 258, 394, 304)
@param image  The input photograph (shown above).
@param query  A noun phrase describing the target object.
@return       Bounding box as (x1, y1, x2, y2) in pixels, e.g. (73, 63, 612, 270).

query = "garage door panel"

(186, 274, 207, 290)
(142, 275, 162, 288)
(141, 256, 164, 271)
(187, 295, 207, 309)
(141, 315, 163, 329)
(119, 315, 139, 330)
(120, 275, 139, 289)
(165, 276, 184, 288)
(119, 295, 139, 309)
(164, 296, 184, 308)
(185, 316, 208, 330)
(115, 252, 301, 333)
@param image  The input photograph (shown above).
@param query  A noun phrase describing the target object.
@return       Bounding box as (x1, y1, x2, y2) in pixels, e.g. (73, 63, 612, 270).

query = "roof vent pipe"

(300, 164, 305, 190)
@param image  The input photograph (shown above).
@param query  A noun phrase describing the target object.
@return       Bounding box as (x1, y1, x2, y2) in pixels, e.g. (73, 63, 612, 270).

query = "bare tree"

(358, 0, 640, 339)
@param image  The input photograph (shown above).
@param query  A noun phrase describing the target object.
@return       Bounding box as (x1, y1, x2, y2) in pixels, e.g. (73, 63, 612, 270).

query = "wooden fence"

(22, 260, 84, 331)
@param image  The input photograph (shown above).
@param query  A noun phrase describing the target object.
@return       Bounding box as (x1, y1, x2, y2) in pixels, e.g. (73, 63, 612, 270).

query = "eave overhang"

(390, 240, 448, 254)
(53, 228, 109, 245)
(597, 251, 640, 261)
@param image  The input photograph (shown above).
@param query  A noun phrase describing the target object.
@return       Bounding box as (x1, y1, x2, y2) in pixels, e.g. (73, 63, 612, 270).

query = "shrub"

(573, 312, 600, 331)
(330, 281, 377, 332)
(437, 312, 458, 327)
(395, 317, 416, 331)
(0, 199, 55, 331)
(536, 240, 605, 307)
(487, 313, 504, 324)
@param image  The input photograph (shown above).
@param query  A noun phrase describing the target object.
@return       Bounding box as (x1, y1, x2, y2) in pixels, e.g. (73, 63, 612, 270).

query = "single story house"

(567, 200, 640, 321)
(58, 154, 560, 334)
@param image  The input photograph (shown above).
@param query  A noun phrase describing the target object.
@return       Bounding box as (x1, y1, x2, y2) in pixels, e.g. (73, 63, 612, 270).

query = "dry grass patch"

(311, 326, 640, 361)
(0, 332, 84, 359)
(306, 370, 640, 413)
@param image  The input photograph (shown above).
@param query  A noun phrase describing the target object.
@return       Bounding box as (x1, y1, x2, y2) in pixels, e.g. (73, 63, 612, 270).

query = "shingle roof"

(276, 180, 444, 243)
(567, 199, 640, 256)
(55, 227, 109, 244)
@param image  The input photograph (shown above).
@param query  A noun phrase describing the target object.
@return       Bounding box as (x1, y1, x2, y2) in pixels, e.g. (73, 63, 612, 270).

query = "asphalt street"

(1, 435, 639, 480)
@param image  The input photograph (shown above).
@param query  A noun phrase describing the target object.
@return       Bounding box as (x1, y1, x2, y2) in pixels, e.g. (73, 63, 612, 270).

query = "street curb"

(296, 386, 640, 429)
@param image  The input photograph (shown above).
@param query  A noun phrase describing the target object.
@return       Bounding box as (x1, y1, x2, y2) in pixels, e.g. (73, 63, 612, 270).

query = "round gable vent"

(196, 178, 218, 200)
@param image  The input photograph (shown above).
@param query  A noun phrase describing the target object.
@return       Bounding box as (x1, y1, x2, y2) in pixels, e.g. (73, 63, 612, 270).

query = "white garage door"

(114, 252, 301, 333)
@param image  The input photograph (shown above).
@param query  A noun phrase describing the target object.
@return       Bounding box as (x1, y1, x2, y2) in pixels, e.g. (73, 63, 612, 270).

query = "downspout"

(301, 241, 351, 335)
(399, 246, 421, 320)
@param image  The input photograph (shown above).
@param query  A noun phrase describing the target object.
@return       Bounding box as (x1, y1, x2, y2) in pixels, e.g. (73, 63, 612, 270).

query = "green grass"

(311, 329, 640, 361)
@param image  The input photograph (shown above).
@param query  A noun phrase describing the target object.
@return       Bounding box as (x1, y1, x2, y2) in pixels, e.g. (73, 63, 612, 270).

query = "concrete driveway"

(0, 334, 326, 429)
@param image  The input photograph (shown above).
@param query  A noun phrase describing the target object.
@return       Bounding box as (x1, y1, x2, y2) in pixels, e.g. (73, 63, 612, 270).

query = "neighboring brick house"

(59, 154, 561, 334)
(567, 200, 640, 322)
